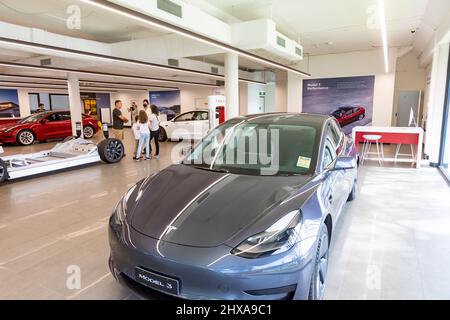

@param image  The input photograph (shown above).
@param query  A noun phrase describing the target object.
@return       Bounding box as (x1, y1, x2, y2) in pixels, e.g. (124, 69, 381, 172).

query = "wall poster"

(302, 76, 375, 134)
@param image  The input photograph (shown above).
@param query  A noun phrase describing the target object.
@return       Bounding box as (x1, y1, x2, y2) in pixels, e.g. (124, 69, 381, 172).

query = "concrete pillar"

(287, 72, 303, 113)
(225, 52, 239, 120)
(424, 43, 449, 164)
(67, 73, 83, 137)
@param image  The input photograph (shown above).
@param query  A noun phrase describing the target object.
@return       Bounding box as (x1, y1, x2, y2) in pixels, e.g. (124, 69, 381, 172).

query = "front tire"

(83, 125, 95, 139)
(97, 138, 124, 163)
(0, 159, 8, 184)
(17, 130, 35, 146)
(308, 225, 329, 300)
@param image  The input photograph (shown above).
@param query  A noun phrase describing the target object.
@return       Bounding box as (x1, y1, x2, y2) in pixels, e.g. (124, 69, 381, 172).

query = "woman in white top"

(135, 110, 151, 161)
(149, 105, 160, 159)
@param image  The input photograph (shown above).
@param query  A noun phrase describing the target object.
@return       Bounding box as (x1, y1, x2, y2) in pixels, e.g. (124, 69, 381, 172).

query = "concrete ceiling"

(0, 0, 167, 43)
(185, 0, 449, 56)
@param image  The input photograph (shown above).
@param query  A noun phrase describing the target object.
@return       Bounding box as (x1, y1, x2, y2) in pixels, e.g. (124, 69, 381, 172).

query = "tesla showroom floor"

(1, 130, 449, 300)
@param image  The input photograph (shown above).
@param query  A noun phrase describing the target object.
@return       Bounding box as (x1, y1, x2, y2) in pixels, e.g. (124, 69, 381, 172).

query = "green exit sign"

(259, 91, 266, 97)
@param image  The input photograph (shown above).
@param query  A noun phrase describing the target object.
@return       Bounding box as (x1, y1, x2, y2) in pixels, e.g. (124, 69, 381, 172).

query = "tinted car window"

(60, 112, 71, 121)
(322, 127, 338, 169)
(47, 113, 63, 122)
(185, 120, 319, 176)
(194, 111, 208, 121)
(175, 112, 195, 122)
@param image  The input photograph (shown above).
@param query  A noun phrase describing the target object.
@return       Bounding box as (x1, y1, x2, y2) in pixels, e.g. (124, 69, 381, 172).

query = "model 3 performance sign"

(135, 267, 179, 296)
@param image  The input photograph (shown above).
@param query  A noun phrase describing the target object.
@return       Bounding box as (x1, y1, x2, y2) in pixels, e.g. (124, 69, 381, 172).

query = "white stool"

(361, 134, 384, 166)
(394, 144, 415, 163)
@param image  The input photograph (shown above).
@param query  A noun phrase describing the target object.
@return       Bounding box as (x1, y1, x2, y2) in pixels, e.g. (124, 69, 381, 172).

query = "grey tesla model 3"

(108, 113, 358, 300)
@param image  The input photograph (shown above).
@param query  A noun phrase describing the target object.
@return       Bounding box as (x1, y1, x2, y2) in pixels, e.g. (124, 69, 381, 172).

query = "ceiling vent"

(168, 58, 179, 67)
(157, 0, 182, 18)
(40, 58, 52, 66)
(295, 46, 303, 57)
(216, 80, 225, 86)
(276, 36, 286, 48)
(211, 66, 219, 74)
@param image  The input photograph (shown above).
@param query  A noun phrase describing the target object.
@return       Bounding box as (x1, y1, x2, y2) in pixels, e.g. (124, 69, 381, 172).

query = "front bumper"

(0, 132, 16, 143)
(108, 221, 314, 300)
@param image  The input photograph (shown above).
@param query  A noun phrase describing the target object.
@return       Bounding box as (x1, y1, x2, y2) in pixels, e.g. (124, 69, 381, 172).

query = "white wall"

(177, 85, 216, 112)
(247, 82, 266, 114)
(110, 91, 147, 126)
(17, 89, 31, 117)
(294, 49, 398, 127)
(393, 52, 427, 125)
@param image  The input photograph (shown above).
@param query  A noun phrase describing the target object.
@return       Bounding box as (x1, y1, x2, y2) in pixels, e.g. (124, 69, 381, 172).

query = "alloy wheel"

(84, 126, 94, 138)
(19, 131, 34, 145)
(105, 140, 123, 161)
(314, 231, 329, 300)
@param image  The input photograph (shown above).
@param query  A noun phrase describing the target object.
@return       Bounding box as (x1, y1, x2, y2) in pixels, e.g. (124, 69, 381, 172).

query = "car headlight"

(231, 210, 302, 259)
(4, 127, 16, 133)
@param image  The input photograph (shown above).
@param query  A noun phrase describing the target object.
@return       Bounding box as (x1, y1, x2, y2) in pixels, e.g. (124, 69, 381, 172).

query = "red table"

(352, 126, 424, 168)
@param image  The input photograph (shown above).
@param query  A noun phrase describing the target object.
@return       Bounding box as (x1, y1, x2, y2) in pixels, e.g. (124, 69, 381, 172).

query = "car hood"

(128, 164, 313, 248)
(0, 123, 20, 131)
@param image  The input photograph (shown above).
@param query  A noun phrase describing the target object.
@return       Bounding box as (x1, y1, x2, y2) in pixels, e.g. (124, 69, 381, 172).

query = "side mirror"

(333, 156, 357, 171)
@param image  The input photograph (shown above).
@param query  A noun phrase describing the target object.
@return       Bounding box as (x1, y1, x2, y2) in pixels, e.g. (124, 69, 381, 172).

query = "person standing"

(131, 115, 140, 160)
(143, 99, 151, 119)
(128, 102, 139, 124)
(112, 100, 128, 141)
(37, 103, 46, 113)
(149, 104, 160, 159)
(135, 110, 151, 161)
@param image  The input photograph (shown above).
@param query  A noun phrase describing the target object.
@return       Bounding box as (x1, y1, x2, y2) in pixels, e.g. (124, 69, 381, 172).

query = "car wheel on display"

(158, 127, 168, 142)
(83, 125, 95, 139)
(17, 130, 35, 146)
(308, 224, 329, 300)
(97, 138, 124, 164)
(0, 159, 8, 184)
(359, 114, 365, 120)
(347, 180, 357, 202)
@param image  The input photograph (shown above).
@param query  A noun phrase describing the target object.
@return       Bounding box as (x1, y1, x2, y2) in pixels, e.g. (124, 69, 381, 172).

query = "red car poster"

(302, 76, 374, 134)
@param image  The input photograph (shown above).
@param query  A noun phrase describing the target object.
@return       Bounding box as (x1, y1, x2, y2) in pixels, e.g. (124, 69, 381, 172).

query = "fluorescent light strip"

(78, 0, 310, 77)
(0, 61, 219, 87)
(0, 84, 115, 93)
(378, 0, 389, 73)
(0, 74, 179, 89)
(0, 38, 223, 80)
(0, 38, 267, 85)
(0, 80, 167, 92)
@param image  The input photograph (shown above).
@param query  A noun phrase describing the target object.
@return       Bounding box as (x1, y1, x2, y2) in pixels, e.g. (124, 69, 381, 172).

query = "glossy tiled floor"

(1, 130, 449, 300)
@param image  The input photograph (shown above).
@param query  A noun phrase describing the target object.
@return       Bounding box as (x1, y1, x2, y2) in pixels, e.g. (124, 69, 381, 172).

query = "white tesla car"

(158, 110, 210, 142)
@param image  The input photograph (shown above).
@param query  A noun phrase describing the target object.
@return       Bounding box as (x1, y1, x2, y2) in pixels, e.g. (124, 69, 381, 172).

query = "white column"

(287, 72, 303, 113)
(67, 73, 83, 137)
(225, 52, 239, 119)
(424, 43, 449, 164)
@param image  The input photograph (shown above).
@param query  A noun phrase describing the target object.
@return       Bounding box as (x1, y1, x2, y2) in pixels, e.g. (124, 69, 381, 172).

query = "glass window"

(29, 93, 40, 113)
(47, 113, 63, 122)
(60, 112, 71, 121)
(322, 127, 338, 169)
(50, 94, 69, 110)
(174, 112, 195, 122)
(184, 119, 319, 176)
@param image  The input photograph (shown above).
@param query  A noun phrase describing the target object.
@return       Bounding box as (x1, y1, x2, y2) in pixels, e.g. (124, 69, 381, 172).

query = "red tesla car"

(0, 111, 99, 145)
(330, 105, 366, 127)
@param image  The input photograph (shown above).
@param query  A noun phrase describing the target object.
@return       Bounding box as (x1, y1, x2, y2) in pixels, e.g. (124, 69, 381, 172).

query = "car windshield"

(19, 114, 45, 124)
(183, 119, 319, 176)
